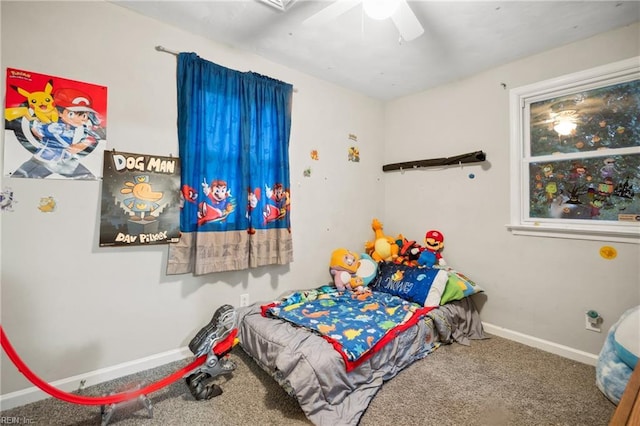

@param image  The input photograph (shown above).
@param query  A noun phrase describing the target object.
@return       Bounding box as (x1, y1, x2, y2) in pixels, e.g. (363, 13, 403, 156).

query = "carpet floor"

(0, 334, 615, 425)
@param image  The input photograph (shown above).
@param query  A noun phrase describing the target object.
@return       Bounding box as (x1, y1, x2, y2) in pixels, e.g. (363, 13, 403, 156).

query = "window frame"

(508, 57, 640, 244)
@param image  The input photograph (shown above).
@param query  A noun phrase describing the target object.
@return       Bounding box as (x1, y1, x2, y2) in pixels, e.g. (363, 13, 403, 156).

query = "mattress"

(236, 295, 486, 426)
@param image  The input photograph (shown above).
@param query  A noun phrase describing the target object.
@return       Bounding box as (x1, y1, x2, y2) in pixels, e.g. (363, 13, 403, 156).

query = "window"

(509, 57, 640, 243)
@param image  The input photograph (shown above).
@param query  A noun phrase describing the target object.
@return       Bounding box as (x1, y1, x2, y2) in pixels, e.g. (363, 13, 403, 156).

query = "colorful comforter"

(262, 286, 433, 371)
(238, 296, 486, 426)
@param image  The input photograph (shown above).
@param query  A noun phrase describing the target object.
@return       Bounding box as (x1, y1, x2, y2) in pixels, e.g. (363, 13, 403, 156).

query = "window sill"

(506, 224, 640, 244)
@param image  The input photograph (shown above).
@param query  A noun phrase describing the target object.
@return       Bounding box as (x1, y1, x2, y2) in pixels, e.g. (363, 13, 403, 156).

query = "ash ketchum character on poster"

(13, 88, 103, 179)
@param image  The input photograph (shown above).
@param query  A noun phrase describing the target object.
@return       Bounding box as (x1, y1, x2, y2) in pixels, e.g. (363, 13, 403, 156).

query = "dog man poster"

(100, 150, 181, 247)
(4, 68, 107, 180)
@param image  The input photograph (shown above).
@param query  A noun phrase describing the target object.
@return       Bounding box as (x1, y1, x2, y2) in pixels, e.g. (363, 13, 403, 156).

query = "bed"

(236, 261, 487, 426)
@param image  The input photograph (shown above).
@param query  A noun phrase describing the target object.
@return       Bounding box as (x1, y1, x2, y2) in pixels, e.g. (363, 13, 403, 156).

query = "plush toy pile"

(329, 218, 448, 293)
(329, 248, 378, 293)
(328, 218, 484, 307)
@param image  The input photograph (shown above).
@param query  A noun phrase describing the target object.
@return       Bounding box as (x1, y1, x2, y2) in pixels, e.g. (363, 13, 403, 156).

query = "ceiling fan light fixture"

(363, 0, 400, 20)
(553, 120, 577, 136)
(551, 110, 578, 136)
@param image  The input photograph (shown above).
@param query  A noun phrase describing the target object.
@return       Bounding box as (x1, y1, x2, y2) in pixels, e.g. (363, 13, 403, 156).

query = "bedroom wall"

(1, 0, 638, 408)
(382, 23, 640, 359)
(0, 1, 385, 400)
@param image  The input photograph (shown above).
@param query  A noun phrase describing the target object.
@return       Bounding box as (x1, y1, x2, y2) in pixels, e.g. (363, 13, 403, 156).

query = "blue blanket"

(263, 287, 432, 371)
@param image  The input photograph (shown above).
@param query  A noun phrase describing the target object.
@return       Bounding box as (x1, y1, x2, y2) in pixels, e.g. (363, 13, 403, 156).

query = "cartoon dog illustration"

(121, 175, 163, 221)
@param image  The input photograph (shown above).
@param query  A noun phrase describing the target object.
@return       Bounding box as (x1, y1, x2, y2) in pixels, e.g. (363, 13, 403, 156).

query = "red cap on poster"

(53, 88, 96, 113)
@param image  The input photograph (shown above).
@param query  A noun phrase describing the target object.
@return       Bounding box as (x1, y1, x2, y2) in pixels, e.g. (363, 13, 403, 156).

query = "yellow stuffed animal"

(329, 248, 364, 292)
(364, 218, 399, 262)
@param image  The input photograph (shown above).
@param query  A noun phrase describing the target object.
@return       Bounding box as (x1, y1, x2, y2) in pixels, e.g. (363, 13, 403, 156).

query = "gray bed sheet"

(236, 296, 486, 426)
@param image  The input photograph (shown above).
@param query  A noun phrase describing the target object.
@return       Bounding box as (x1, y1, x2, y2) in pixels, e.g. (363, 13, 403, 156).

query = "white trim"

(508, 56, 640, 242)
(506, 223, 640, 244)
(482, 322, 599, 366)
(0, 346, 192, 411)
(512, 57, 640, 100)
(526, 146, 640, 163)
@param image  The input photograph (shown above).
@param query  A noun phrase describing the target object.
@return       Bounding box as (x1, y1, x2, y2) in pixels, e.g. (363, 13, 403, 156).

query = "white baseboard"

(0, 346, 192, 411)
(482, 322, 599, 366)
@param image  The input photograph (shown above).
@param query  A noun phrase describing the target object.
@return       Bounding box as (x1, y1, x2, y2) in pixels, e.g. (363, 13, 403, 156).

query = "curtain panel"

(167, 53, 293, 275)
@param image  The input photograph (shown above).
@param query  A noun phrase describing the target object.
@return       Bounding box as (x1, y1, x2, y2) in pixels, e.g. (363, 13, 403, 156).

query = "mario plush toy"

(418, 230, 446, 268)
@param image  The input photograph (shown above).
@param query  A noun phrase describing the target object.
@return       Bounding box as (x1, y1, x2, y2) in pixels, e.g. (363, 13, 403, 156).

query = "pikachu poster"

(3, 68, 107, 180)
(99, 151, 181, 247)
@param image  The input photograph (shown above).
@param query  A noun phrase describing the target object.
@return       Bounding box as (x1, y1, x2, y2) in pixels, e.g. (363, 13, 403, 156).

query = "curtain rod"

(154, 45, 298, 93)
(155, 45, 179, 56)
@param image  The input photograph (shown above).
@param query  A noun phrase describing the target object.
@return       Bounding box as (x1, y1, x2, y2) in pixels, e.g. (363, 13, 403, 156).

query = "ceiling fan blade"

(391, 0, 424, 41)
(303, 0, 361, 26)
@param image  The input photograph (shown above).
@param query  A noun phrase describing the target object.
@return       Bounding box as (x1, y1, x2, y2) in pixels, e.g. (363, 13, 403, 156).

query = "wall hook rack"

(382, 150, 486, 172)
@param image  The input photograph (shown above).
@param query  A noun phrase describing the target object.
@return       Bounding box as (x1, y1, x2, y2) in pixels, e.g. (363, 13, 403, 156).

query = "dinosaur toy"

(364, 218, 399, 262)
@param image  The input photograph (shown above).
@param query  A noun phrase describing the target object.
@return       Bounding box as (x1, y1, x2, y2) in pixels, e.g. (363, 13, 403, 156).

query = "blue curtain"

(167, 53, 293, 275)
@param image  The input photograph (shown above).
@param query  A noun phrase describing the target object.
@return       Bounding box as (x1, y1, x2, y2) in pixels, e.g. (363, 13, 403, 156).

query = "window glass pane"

(528, 153, 640, 220)
(529, 80, 640, 157)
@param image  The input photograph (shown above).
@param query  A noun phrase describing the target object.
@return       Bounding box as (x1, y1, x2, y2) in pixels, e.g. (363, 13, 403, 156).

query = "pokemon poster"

(4, 68, 107, 180)
(100, 151, 181, 247)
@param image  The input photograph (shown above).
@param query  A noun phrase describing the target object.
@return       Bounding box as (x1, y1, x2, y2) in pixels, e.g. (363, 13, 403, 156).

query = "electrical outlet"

(240, 293, 250, 307)
(585, 315, 601, 332)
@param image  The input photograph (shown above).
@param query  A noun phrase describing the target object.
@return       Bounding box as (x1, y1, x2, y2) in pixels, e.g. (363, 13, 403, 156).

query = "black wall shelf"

(382, 150, 486, 172)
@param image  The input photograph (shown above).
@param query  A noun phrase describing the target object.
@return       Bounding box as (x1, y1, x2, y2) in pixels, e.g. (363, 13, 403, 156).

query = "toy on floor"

(330, 248, 366, 292)
(365, 218, 399, 262)
(418, 230, 446, 268)
(185, 304, 239, 400)
(101, 383, 154, 426)
(0, 304, 240, 426)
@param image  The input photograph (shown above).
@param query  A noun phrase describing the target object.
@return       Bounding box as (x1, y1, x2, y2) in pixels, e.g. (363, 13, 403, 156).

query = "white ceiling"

(113, 0, 640, 101)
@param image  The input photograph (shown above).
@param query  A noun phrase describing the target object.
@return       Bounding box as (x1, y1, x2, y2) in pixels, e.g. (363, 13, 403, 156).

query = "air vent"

(258, 0, 297, 12)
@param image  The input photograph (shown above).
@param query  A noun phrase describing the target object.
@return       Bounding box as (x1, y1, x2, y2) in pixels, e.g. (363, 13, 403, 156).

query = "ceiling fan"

(303, 0, 424, 42)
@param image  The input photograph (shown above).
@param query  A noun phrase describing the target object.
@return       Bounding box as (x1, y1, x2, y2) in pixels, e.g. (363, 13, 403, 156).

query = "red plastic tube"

(0, 325, 205, 406)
